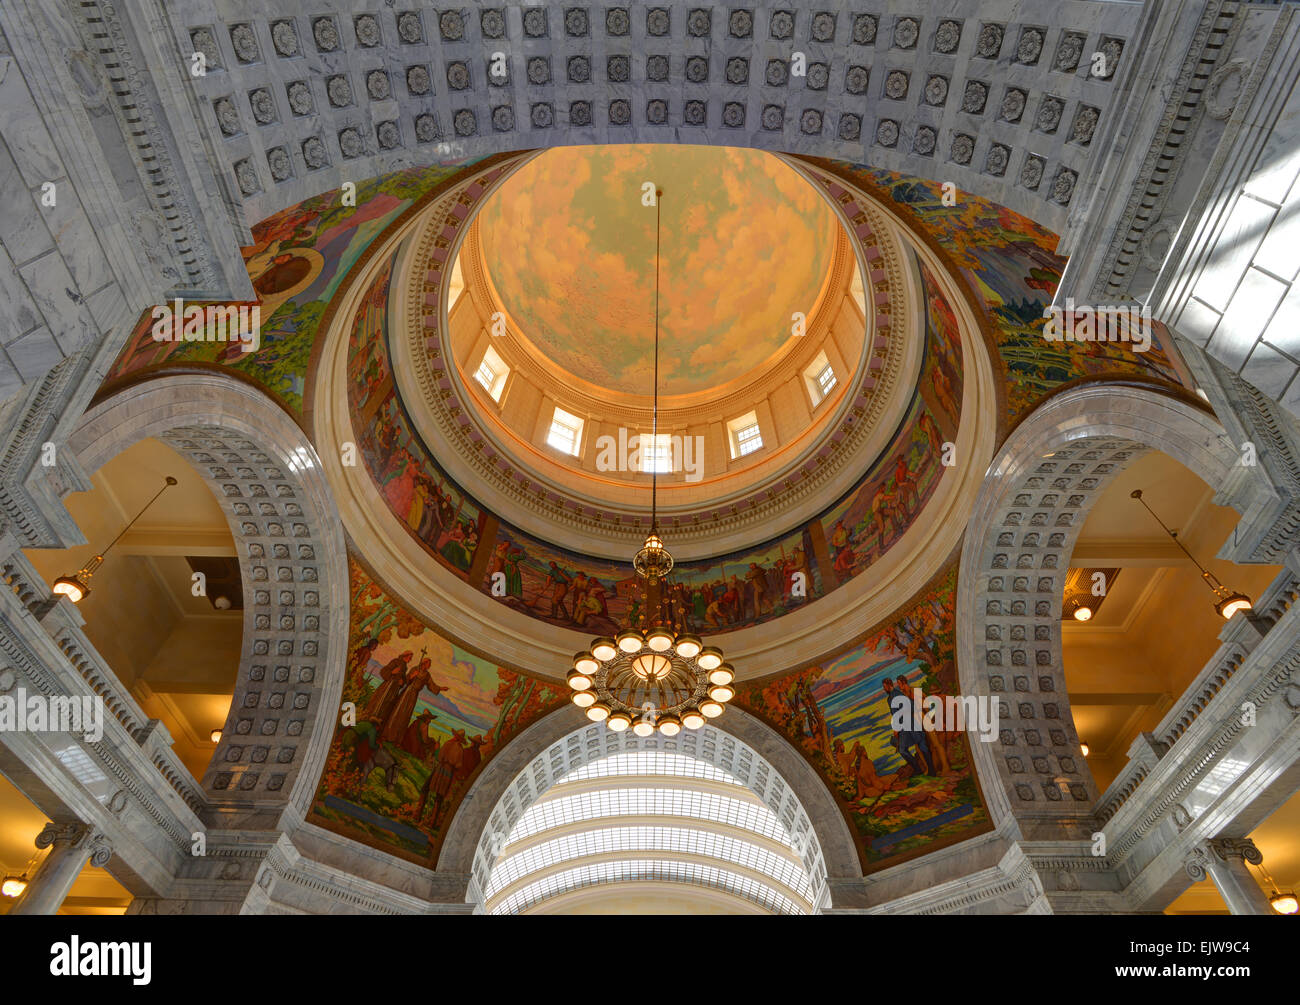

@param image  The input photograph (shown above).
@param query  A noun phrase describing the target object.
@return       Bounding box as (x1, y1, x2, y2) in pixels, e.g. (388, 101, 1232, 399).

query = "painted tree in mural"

(313, 561, 567, 864)
(345, 570, 427, 706)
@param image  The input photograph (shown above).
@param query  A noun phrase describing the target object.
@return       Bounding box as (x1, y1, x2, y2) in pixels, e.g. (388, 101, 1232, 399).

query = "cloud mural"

(475, 145, 840, 395)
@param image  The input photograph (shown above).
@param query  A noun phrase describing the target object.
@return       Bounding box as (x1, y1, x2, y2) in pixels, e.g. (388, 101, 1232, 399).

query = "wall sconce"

(52, 476, 178, 603)
(1130, 490, 1252, 620)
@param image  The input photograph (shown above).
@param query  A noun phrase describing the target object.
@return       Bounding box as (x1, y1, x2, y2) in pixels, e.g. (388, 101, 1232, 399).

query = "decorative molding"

(397, 155, 923, 554)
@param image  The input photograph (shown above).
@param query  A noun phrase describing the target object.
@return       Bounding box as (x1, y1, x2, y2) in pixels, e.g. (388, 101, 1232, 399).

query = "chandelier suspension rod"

(651, 188, 662, 530)
(1130, 489, 1225, 592)
(98, 476, 178, 559)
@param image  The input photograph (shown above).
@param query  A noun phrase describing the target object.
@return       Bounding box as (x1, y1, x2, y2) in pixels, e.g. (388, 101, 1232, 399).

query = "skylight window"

(547, 407, 584, 456)
(482, 749, 813, 915)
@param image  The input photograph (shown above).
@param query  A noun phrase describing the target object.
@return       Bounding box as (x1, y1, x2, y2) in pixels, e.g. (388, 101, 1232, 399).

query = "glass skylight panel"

(481, 747, 820, 915)
(486, 825, 813, 902)
(492, 858, 807, 915)
(562, 750, 744, 786)
(509, 787, 788, 843)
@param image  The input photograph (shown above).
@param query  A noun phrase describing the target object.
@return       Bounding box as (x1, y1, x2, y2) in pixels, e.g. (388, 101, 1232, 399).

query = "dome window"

(728, 411, 764, 459)
(474, 344, 509, 402)
(804, 350, 837, 408)
(546, 406, 584, 456)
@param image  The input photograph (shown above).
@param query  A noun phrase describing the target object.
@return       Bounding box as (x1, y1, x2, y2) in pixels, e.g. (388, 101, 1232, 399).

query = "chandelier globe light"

(565, 188, 733, 734)
(52, 476, 178, 603)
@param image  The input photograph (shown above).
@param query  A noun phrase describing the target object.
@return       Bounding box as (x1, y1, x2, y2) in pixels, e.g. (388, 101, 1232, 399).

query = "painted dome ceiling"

(475, 145, 840, 397)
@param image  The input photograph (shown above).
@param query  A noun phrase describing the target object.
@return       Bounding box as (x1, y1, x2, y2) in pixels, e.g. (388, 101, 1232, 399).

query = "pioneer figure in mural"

(532, 561, 573, 620)
(400, 709, 439, 759)
(362, 650, 412, 725)
(883, 676, 937, 777)
(418, 728, 468, 826)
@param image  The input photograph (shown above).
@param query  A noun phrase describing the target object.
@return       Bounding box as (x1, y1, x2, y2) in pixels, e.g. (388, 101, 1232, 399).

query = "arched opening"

(21, 437, 241, 782)
(956, 383, 1259, 827)
(1063, 450, 1281, 794)
(66, 375, 351, 814)
(471, 723, 830, 914)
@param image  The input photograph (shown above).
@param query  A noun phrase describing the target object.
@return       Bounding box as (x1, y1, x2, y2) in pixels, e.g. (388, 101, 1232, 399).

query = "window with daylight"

(448, 253, 467, 310)
(641, 433, 673, 473)
(727, 412, 764, 459)
(547, 407, 584, 457)
(804, 350, 837, 408)
(849, 263, 867, 319)
(447, 253, 467, 312)
(474, 344, 509, 402)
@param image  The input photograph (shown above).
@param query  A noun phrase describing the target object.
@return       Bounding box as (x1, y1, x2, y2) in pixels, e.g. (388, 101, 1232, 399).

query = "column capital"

(34, 821, 112, 866)
(1208, 836, 1263, 866)
(1184, 843, 1211, 882)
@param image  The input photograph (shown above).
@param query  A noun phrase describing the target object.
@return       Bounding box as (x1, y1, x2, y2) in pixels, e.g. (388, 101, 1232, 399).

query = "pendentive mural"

(734, 561, 989, 869)
(825, 163, 1197, 423)
(309, 557, 567, 864)
(314, 555, 984, 873)
(102, 158, 486, 415)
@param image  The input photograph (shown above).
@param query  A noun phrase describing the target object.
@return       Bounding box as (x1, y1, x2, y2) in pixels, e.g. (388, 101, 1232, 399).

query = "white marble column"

(1187, 838, 1275, 915)
(10, 822, 112, 915)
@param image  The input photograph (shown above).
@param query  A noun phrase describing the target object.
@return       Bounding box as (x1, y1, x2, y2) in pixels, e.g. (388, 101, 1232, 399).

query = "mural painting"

(832, 164, 1197, 421)
(346, 247, 963, 636)
(309, 558, 567, 863)
(476, 144, 840, 394)
(734, 563, 990, 869)
(105, 159, 484, 415)
(346, 255, 488, 579)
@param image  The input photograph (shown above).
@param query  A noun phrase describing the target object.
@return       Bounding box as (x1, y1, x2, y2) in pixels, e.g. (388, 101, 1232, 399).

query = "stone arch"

(173, 2, 1139, 236)
(957, 383, 1239, 832)
(439, 705, 860, 911)
(67, 375, 348, 818)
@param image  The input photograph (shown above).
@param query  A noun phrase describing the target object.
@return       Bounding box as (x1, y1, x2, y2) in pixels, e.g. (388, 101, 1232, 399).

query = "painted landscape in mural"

(105, 161, 480, 415)
(309, 559, 567, 863)
(841, 165, 1194, 421)
(735, 564, 989, 868)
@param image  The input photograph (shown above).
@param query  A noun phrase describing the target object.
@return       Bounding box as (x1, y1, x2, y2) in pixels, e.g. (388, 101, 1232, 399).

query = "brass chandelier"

(565, 189, 735, 734)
